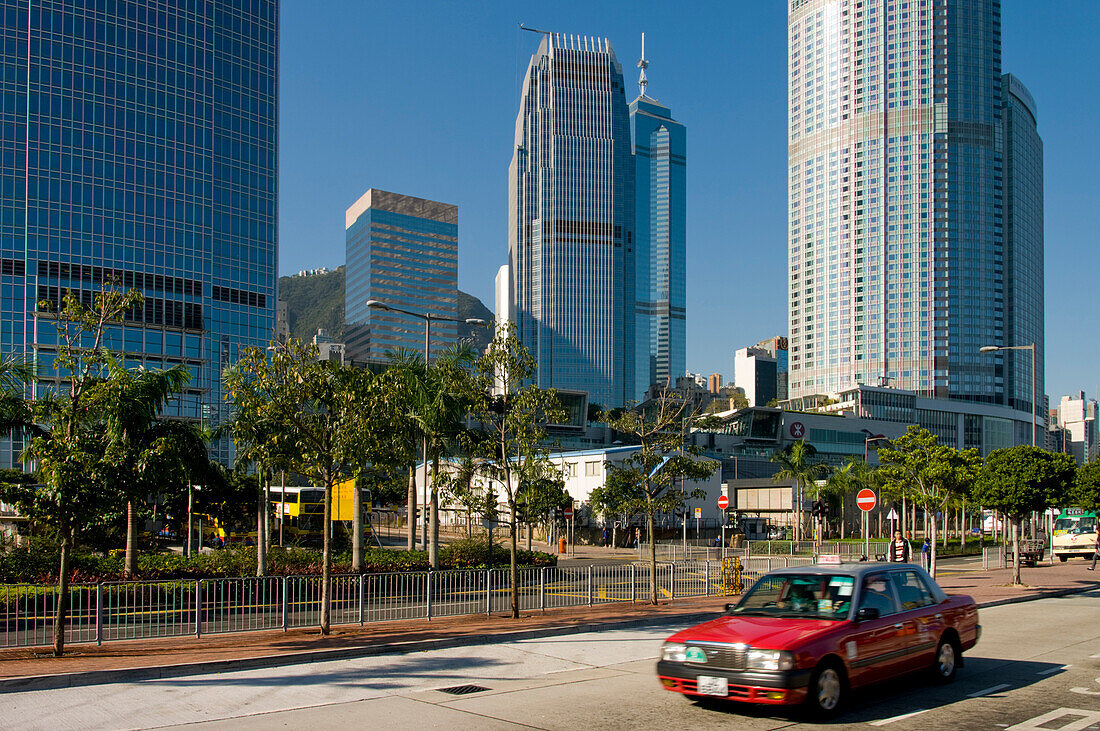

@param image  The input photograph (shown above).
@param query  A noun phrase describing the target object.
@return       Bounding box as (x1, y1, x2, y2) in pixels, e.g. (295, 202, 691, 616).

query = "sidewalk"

(0, 561, 1094, 693)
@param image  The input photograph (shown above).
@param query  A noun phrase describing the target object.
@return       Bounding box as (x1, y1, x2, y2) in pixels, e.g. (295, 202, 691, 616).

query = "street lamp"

(366, 299, 488, 553)
(979, 343, 1037, 447)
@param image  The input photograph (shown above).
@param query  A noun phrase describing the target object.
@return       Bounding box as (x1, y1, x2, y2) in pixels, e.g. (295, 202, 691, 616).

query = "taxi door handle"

(894, 623, 904, 630)
(934, 613, 943, 620)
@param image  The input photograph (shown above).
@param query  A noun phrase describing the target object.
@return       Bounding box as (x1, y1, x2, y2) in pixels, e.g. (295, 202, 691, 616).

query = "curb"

(975, 582, 1099, 609)
(0, 610, 721, 694)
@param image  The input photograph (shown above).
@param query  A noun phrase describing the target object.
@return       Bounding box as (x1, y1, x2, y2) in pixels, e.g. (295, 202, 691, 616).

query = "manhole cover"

(436, 684, 490, 695)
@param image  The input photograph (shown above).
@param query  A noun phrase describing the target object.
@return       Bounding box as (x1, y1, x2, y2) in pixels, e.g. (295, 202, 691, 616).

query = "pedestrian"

(633, 526, 639, 549)
(602, 527, 610, 548)
(888, 529, 911, 563)
(1089, 531, 1100, 571)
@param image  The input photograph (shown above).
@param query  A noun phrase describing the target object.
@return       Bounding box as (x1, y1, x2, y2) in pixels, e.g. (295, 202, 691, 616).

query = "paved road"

(3, 588, 1098, 730)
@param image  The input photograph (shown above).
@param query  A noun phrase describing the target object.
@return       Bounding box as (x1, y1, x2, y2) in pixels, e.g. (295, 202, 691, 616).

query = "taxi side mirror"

(724, 603, 737, 612)
(856, 607, 880, 622)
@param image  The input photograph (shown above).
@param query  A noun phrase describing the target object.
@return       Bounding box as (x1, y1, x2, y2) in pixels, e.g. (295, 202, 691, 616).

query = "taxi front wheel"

(931, 636, 959, 683)
(806, 660, 847, 718)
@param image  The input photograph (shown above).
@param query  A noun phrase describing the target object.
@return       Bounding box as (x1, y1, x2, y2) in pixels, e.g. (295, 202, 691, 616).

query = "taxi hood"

(666, 614, 842, 649)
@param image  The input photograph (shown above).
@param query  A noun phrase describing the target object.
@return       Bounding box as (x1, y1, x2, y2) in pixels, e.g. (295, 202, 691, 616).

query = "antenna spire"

(637, 32, 649, 97)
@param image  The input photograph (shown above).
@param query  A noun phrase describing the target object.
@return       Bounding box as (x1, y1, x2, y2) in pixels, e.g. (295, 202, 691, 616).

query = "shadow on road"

(688, 657, 1065, 725)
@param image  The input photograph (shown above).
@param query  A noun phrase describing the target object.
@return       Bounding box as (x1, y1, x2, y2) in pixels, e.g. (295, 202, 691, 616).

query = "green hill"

(278, 266, 494, 353)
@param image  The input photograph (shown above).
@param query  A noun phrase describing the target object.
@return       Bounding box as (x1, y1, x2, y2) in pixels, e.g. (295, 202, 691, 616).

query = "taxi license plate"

(696, 675, 728, 696)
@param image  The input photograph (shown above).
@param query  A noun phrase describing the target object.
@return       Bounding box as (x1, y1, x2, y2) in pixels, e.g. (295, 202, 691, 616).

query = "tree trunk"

(186, 483, 194, 557)
(612, 522, 617, 549)
(320, 476, 333, 635)
(509, 500, 519, 619)
(901, 496, 907, 538)
(648, 511, 658, 604)
(840, 500, 846, 539)
(429, 455, 440, 569)
(406, 466, 416, 551)
(125, 501, 138, 578)
(1012, 517, 1023, 586)
(352, 477, 362, 573)
(53, 530, 72, 657)
(960, 502, 966, 550)
(257, 472, 267, 577)
(526, 522, 532, 551)
(929, 512, 938, 579)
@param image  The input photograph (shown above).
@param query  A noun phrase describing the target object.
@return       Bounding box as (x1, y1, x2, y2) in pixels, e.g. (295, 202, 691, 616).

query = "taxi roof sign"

(817, 554, 842, 565)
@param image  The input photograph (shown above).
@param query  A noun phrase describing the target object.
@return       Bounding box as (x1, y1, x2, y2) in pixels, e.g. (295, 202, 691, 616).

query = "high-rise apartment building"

(787, 0, 1042, 444)
(631, 37, 686, 401)
(734, 347, 778, 408)
(1052, 393, 1098, 464)
(0, 1, 278, 466)
(344, 189, 458, 363)
(508, 33, 635, 408)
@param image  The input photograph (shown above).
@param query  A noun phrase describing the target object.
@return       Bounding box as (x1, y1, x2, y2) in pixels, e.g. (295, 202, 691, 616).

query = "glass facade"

(0, 0, 278, 466)
(787, 0, 1040, 418)
(508, 34, 635, 408)
(344, 189, 458, 363)
(630, 94, 685, 402)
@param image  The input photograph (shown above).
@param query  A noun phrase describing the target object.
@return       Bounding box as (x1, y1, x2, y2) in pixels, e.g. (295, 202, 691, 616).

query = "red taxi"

(657, 561, 980, 716)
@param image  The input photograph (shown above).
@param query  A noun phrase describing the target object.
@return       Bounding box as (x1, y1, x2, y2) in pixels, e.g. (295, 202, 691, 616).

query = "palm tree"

(771, 440, 827, 542)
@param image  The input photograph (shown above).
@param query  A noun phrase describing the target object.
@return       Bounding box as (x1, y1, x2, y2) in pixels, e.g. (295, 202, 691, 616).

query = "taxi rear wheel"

(931, 636, 959, 683)
(806, 660, 847, 718)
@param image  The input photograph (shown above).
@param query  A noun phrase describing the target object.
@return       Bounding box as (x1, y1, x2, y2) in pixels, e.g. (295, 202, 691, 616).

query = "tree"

(770, 440, 826, 542)
(515, 453, 567, 550)
(1072, 460, 1100, 513)
(588, 467, 643, 549)
(10, 287, 143, 656)
(973, 446, 1076, 585)
(602, 389, 717, 605)
(466, 324, 564, 618)
(876, 426, 981, 578)
(226, 339, 375, 634)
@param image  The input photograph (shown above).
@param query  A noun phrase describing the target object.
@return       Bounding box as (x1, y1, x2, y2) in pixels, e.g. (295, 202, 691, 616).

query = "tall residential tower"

(786, 0, 1042, 444)
(630, 35, 686, 402)
(0, 0, 278, 465)
(508, 33, 635, 408)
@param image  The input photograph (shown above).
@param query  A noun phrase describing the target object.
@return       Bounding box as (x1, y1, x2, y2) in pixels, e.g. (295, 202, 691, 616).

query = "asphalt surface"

(3, 588, 1097, 730)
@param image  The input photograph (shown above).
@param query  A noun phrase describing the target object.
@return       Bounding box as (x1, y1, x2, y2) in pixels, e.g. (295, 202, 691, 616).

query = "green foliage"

(1072, 460, 1100, 512)
(973, 446, 1076, 520)
(278, 266, 346, 342)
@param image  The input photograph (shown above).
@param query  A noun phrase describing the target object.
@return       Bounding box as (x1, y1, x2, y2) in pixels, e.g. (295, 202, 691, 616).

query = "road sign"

(887, 508, 899, 520)
(563, 506, 574, 520)
(717, 495, 729, 510)
(694, 507, 702, 519)
(856, 488, 877, 512)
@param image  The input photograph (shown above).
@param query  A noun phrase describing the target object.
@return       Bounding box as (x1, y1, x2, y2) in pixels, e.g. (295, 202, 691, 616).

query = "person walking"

(888, 530, 912, 563)
(602, 527, 610, 548)
(1089, 531, 1099, 571)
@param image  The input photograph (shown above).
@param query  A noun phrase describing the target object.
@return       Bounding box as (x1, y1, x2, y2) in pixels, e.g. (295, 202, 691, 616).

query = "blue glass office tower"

(0, 1, 278, 465)
(630, 47, 685, 402)
(508, 33, 635, 408)
(787, 1, 1043, 441)
(344, 189, 458, 362)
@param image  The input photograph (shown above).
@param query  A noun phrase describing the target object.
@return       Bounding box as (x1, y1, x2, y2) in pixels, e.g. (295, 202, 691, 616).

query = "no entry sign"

(717, 495, 729, 510)
(563, 506, 574, 520)
(856, 489, 877, 512)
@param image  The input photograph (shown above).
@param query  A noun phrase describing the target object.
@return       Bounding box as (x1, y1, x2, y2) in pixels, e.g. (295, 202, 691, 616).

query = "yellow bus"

(270, 480, 371, 545)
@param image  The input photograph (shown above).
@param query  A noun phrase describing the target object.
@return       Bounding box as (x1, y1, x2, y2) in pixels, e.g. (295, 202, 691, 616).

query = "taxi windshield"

(730, 574, 854, 621)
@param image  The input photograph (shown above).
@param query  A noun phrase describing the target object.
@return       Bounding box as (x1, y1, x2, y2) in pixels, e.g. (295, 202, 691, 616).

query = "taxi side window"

(890, 570, 935, 610)
(858, 573, 899, 616)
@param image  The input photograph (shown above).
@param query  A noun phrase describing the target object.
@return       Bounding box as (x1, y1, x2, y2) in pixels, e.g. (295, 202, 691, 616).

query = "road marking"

(1006, 708, 1100, 730)
(869, 709, 930, 726)
(1037, 665, 1068, 675)
(968, 683, 1011, 698)
(1091, 653, 1100, 658)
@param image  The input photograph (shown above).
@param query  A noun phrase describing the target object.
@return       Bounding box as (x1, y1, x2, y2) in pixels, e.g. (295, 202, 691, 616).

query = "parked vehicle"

(1052, 509, 1098, 562)
(657, 559, 980, 717)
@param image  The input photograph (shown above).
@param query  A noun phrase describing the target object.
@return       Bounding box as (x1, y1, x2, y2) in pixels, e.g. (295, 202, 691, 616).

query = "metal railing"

(641, 540, 891, 562)
(1, 562, 741, 650)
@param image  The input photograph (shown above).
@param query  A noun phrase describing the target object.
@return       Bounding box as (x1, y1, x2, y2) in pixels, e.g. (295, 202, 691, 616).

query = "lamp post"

(979, 343, 1037, 447)
(366, 299, 487, 556)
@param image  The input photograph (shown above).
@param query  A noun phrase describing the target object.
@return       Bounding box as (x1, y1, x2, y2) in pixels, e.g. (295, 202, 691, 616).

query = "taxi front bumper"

(656, 660, 812, 705)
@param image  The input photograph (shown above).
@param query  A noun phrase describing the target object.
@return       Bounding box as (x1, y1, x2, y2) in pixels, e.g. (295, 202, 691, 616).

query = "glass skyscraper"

(630, 45, 686, 403)
(344, 189, 458, 363)
(0, 1, 278, 465)
(508, 33, 635, 408)
(787, 0, 1042, 439)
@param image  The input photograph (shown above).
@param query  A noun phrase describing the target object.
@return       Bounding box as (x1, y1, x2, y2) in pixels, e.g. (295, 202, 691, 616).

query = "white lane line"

(1037, 665, 1069, 675)
(968, 683, 1011, 698)
(1091, 653, 1100, 658)
(869, 709, 930, 726)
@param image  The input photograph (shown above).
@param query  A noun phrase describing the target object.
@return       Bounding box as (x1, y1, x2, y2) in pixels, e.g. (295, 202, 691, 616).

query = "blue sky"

(279, 1, 1100, 402)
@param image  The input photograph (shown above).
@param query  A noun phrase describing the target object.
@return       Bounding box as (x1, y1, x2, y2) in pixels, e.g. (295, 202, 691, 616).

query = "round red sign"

(789, 421, 805, 438)
(563, 506, 574, 519)
(856, 488, 877, 512)
(717, 495, 729, 509)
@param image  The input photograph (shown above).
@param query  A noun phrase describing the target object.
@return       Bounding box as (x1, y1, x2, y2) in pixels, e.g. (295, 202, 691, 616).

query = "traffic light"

(811, 501, 829, 519)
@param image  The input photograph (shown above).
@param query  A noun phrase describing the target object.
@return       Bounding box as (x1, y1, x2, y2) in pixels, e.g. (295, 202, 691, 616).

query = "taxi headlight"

(662, 643, 687, 662)
(746, 649, 795, 671)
